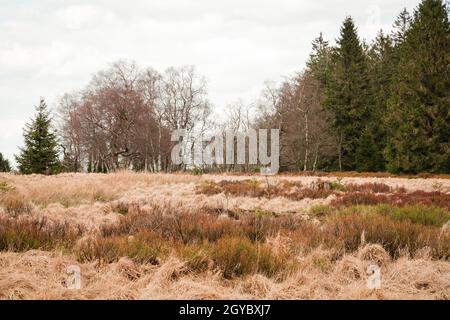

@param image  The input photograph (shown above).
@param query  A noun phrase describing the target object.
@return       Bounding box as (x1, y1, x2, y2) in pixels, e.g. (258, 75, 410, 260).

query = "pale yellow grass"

(0, 244, 448, 300)
(1, 172, 449, 300)
(116, 183, 335, 217)
(0, 171, 200, 207)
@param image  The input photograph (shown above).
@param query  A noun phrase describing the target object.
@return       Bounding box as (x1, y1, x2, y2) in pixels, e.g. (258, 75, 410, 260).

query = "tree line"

(7, 0, 449, 175)
(255, 0, 449, 173)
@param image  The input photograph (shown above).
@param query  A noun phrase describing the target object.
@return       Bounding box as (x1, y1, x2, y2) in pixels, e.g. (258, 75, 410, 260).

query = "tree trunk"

(303, 113, 309, 171)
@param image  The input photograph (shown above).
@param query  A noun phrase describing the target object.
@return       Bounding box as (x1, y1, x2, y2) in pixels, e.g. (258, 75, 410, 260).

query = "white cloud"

(0, 0, 421, 167)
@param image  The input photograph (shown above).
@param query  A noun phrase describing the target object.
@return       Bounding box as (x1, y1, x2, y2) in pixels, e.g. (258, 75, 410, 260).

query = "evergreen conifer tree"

(385, 0, 450, 173)
(0, 153, 11, 172)
(15, 98, 61, 174)
(356, 31, 395, 172)
(325, 17, 373, 170)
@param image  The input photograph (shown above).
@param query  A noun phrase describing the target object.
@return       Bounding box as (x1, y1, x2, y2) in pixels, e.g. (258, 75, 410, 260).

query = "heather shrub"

(345, 182, 393, 193)
(333, 191, 450, 210)
(289, 211, 450, 260)
(177, 245, 212, 273)
(210, 236, 289, 279)
(0, 216, 81, 252)
(195, 181, 224, 196)
(372, 205, 450, 227)
(101, 204, 293, 244)
(332, 192, 389, 206)
(324, 212, 448, 259)
(391, 191, 450, 211)
(309, 204, 333, 218)
(196, 180, 334, 200)
(330, 178, 347, 191)
(76, 231, 168, 264)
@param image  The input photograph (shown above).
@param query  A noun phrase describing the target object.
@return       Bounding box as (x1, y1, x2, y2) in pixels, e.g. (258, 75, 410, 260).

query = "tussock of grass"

(0, 192, 32, 217)
(0, 216, 82, 252)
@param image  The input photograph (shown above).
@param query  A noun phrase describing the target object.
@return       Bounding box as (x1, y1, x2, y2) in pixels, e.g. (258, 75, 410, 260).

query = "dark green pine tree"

(356, 31, 395, 172)
(15, 98, 61, 174)
(325, 17, 373, 170)
(0, 152, 11, 172)
(391, 8, 413, 46)
(385, 0, 450, 173)
(307, 33, 332, 86)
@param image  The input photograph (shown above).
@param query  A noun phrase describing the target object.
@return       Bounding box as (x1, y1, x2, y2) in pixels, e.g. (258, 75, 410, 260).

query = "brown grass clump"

(357, 244, 391, 266)
(0, 192, 32, 217)
(0, 216, 82, 252)
(334, 255, 365, 282)
(1, 247, 448, 300)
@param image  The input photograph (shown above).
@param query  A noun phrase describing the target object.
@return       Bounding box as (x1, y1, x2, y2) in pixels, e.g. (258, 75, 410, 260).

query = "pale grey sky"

(0, 0, 420, 166)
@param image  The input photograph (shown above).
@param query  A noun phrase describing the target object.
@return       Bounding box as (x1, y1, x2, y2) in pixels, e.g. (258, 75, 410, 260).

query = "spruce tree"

(385, 0, 450, 173)
(357, 30, 395, 172)
(0, 153, 11, 172)
(15, 98, 61, 174)
(325, 17, 372, 170)
(307, 33, 331, 86)
(391, 8, 413, 46)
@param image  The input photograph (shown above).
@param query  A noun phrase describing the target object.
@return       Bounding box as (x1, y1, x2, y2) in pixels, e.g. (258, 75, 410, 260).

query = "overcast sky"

(0, 0, 420, 166)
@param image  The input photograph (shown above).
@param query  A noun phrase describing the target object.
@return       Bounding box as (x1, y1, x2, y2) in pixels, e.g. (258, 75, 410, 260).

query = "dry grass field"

(0, 171, 449, 300)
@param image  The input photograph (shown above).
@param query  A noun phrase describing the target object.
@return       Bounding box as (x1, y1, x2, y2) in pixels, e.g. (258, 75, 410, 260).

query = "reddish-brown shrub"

(389, 191, 450, 211)
(332, 192, 390, 206)
(0, 216, 82, 252)
(332, 190, 450, 210)
(196, 180, 334, 200)
(290, 213, 450, 259)
(101, 203, 299, 244)
(345, 183, 393, 193)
